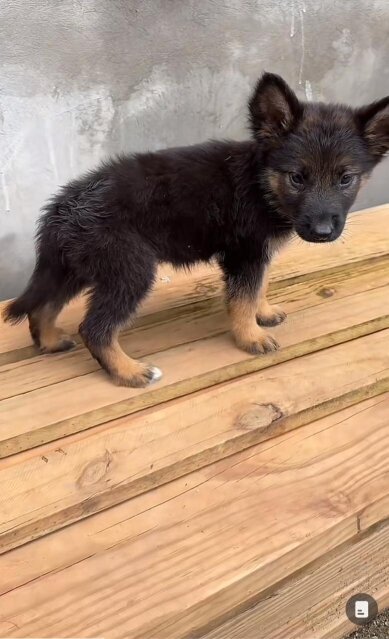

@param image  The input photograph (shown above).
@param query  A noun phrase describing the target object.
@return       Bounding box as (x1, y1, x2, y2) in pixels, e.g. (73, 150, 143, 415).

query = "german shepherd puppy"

(4, 73, 389, 387)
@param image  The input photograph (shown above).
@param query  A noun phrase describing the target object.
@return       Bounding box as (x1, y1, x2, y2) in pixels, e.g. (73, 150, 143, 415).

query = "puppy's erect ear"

(356, 96, 389, 159)
(249, 72, 303, 142)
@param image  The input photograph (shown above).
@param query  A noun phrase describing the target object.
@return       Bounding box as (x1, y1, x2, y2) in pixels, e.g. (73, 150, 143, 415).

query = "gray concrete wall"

(1, 0, 388, 300)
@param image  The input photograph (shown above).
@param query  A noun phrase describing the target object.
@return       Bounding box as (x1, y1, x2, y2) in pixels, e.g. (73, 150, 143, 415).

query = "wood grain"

(1, 393, 388, 638)
(1, 204, 388, 359)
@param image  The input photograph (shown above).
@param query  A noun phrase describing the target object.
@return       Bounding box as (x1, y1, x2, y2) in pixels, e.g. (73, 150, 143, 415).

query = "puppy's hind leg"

(4, 257, 84, 353)
(30, 302, 78, 353)
(29, 268, 86, 353)
(79, 243, 161, 388)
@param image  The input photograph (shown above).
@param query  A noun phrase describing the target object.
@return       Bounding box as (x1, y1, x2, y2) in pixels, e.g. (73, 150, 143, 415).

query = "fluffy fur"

(4, 73, 389, 387)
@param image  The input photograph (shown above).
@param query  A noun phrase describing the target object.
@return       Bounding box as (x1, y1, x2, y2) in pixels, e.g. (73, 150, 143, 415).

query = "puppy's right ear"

(249, 72, 302, 142)
(355, 96, 389, 160)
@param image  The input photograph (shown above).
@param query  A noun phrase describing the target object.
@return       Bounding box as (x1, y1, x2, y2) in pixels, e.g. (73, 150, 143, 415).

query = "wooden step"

(1, 244, 389, 552)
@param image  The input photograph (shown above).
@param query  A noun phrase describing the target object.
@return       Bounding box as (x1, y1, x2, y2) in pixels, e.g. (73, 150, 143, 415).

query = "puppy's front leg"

(256, 265, 286, 327)
(221, 257, 280, 355)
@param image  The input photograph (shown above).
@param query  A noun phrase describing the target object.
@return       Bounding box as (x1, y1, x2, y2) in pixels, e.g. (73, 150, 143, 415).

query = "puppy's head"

(249, 73, 389, 243)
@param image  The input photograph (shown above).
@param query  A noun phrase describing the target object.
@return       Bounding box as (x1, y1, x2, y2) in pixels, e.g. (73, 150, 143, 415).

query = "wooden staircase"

(0, 204, 388, 638)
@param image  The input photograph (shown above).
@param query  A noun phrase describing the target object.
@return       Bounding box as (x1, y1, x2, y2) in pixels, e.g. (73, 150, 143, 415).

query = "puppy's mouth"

(295, 222, 345, 244)
(297, 230, 340, 243)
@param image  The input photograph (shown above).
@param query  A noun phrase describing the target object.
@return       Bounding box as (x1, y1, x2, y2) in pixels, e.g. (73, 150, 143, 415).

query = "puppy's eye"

(340, 174, 354, 187)
(289, 173, 304, 187)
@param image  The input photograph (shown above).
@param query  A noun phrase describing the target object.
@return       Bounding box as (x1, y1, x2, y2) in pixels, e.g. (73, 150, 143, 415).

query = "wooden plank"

(1, 204, 388, 359)
(1, 394, 388, 638)
(1, 329, 389, 552)
(1, 253, 389, 386)
(1, 276, 389, 457)
(203, 521, 389, 639)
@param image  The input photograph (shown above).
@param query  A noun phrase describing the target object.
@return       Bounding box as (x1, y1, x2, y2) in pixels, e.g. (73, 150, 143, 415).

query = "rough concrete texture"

(0, 0, 388, 299)
(347, 608, 389, 638)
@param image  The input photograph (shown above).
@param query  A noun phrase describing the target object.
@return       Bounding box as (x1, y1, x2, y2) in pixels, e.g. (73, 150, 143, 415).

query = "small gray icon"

(346, 593, 378, 625)
(355, 600, 369, 618)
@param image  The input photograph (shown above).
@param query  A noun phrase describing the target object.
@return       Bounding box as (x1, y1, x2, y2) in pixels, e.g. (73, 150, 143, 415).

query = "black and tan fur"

(3, 73, 389, 387)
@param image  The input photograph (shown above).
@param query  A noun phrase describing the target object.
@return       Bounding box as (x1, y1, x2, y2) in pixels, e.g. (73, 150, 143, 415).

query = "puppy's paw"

(113, 364, 163, 388)
(236, 329, 280, 355)
(257, 304, 286, 327)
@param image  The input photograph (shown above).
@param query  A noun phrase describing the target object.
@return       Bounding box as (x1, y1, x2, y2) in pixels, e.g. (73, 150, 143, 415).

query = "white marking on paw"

(149, 366, 163, 383)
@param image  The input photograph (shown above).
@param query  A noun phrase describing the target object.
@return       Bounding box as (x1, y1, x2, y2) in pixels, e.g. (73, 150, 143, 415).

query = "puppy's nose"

(313, 221, 333, 239)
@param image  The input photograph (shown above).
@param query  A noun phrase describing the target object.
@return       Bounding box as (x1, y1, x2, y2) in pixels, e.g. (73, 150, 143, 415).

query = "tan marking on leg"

(89, 333, 162, 388)
(30, 304, 76, 353)
(229, 296, 279, 355)
(256, 266, 286, 327)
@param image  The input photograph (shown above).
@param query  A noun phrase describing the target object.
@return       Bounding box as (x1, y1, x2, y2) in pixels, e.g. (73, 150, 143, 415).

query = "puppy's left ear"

(249, 72, 303, 142)
(356, 96, 389, 159)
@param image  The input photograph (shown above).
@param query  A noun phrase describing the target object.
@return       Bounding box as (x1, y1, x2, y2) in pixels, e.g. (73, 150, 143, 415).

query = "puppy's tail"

(2, 265, 56, 324)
